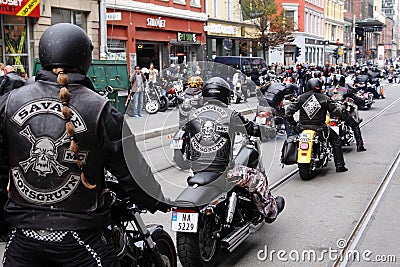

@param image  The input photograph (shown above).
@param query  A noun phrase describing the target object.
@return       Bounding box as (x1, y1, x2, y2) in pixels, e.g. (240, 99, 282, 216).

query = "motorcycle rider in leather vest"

(0, 23, 170, 267)
(184, 77, 285, 222)
(260, 74, 296, 137)
(286, 78, 357, 172)
(330, 76, 367, 152)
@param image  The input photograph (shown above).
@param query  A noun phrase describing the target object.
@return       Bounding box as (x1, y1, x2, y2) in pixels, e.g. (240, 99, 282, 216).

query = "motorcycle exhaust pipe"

(221, 223, 250, 252)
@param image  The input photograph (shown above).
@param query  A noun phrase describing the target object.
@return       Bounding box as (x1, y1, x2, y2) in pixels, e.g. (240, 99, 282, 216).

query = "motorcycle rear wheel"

(159, 96, 170, 112)
(298, 163, 314, 181)
(177, 214, 221, 267)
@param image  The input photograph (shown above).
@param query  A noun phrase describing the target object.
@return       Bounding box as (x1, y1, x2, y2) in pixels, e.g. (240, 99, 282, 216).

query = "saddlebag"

(281, 135, 298, 165)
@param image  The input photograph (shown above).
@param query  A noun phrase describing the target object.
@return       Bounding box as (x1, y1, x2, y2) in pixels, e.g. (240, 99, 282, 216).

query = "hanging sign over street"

(0, 0, 40, 18)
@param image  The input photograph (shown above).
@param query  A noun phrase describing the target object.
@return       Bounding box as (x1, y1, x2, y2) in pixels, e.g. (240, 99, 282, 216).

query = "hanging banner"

(0, 0, 41, 18)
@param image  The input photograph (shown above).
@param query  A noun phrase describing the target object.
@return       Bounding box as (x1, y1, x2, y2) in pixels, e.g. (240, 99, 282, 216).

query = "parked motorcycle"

(166, 80, 186, 107)
(105, 173, 177, 267)
(144, 82, 170, 114)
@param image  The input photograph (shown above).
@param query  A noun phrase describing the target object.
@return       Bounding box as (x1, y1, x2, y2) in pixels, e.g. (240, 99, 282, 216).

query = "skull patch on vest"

(19, 125, 70, 177)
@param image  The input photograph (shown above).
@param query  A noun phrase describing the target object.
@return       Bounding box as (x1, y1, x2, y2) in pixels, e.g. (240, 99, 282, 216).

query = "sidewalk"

(126, 97, 259, 141)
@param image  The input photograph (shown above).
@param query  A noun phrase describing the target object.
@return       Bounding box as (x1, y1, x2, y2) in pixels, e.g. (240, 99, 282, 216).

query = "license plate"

(256, 117, 267, 125)
(298, 137, 311, 143)
(170, 139, 183, 149)
(331, 126, 339, 135)
(171, 212, 199, 233)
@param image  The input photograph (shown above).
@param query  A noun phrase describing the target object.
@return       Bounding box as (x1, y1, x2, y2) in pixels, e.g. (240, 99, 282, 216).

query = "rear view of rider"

(286, 78, 361, 173)
(331, 76, 367, 152)
(0, 23, 170, 267)
(184, 77, 284, 222)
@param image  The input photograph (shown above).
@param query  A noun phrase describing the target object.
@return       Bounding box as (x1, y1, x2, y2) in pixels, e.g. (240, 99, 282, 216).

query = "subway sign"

(177, 32, 197, 43)
(0, 0, 40, 18)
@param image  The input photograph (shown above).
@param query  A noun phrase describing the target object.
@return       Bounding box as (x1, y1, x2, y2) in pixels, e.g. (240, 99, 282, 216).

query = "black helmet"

(39, 23, 93, 74)
(202, 77, 231, 105)
(305, 78, 323, 92)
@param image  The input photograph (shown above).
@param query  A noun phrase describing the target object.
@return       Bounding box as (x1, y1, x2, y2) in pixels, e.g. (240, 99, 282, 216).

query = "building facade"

(324, 0, 345, 64)
(204, 0, 259, 60)
(277, 0, 325, 66)
(0, 0, 100, 76)
(104, 0, 207, 72)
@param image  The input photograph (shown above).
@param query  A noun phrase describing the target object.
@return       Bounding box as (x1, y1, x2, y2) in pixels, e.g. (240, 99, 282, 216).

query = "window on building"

(3, 15, 29, 75)
(331, 25, 336, 41)
(107, 39, 127, 60)
(51, 8, 87, 30)
(285, 11, 295, 21)
(190, 0, 200, 6)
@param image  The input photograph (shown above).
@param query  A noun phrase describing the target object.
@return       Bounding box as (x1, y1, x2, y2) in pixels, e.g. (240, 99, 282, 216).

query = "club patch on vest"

(11, 168, 81, 205)
(19, 125, 70, 177)
(11, 99, 87, 133)
(302, 95, 321, 119)
(190, 105, 228, 154)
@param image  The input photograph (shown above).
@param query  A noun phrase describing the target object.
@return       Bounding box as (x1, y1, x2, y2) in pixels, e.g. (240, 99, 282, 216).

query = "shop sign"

(106, 12, 121, 21)
(177, 32, 197, 43)
(147, 17, 166, 28)
(204, 24, 238, 35)
(0, 0, 40, 18)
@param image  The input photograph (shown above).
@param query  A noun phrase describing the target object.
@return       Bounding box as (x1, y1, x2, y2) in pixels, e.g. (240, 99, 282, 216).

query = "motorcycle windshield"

(122, 62, 276, 207)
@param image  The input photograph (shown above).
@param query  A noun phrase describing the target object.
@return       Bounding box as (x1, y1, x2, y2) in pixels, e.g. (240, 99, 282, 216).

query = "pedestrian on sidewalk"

(129, 66, 146, 118)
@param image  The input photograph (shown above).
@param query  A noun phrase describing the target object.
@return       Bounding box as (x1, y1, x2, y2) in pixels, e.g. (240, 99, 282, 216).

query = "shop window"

(107, 40, 127, 60)
(3, 15, 29, 75)
(51, 8, 87, 30)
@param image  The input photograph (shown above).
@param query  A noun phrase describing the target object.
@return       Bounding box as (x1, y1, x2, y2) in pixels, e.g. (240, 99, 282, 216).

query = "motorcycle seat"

(187, 172, 221, 186)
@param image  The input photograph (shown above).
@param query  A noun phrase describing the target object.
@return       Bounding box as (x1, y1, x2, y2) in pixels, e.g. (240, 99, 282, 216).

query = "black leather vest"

(5, 80, 107, 212)
(187, 101, 234, 173)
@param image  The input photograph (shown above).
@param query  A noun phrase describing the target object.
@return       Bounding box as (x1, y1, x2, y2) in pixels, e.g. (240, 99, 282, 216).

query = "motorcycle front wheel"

(151, 228, 177, 267)
(177, 214, 221, 267)
(298, 163, 314, 181)
(159, 95, 170, 112)
(145, 100, 160, 114)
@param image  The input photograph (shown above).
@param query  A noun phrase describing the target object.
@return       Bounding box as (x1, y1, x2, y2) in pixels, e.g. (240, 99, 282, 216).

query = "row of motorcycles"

(141, 80, 185, 114)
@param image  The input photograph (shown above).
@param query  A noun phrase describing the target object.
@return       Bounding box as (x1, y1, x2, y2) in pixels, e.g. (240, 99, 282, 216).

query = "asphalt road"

(1, 82, 400, 266)
(136, 81, 400, 267)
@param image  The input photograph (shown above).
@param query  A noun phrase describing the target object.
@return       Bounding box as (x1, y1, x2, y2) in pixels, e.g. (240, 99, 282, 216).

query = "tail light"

(300, 142, 309, 150)
(257, 111, 270, 118)
(329, 120, 338, 127)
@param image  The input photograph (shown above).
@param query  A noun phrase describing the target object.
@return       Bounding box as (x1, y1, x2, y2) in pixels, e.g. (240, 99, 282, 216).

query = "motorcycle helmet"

(39, 23, 94, 74)
(305, 78, 323, 92)
(202, 77, 231, 105)
(188, 76, 203, 89)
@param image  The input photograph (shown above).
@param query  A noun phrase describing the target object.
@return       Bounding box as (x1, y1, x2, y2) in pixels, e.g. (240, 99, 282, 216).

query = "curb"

(135, 107, 257, 141)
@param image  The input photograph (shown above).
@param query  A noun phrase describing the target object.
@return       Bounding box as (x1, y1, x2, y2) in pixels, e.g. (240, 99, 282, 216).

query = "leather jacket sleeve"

(97, 103, 170, 212)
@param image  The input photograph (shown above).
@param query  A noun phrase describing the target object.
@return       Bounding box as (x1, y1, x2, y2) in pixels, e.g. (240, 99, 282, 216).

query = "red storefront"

(0, 0, 40, 75)
(106, 9, 206, 73)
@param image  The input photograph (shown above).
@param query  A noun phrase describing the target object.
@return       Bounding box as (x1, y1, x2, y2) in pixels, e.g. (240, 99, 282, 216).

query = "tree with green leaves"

(241, 0, 295, 61)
